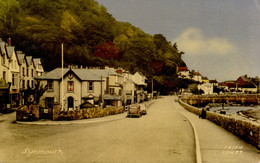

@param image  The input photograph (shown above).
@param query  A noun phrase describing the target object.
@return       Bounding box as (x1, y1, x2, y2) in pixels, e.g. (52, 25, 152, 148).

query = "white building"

(177, 67, 190, 79)
(37, 68, 119, 111)
(33, 58, 44, 77)
(0, 38, 44, 107)
(192, 72, 202, 83)
(198, 83, 213, 95)
(129, 72, 147, 103)
(0, 39, 8, 82)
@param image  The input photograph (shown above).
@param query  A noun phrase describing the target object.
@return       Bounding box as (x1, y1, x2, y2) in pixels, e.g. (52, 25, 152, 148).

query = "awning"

(82, 94, 95, 99)
(103, 94, 121, 101)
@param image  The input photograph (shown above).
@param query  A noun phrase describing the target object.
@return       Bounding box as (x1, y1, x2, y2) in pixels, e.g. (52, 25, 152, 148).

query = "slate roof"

(26, 56, 33, 65)
(37, 68, 69, 80)
(33, 58, 41, 66)
(17, 53, 25, 65)
(0, 41, 6, 55)
(37, 68, 116, 81)
(6, 46, 15, 59)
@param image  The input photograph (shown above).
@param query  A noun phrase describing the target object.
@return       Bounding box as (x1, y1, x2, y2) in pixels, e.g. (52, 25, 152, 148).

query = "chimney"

(116, 69, 123, 74)
(8, 38, 11, 46)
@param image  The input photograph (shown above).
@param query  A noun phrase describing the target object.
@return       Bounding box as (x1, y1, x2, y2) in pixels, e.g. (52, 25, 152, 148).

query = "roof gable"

(0, 41, 6, 56)
(26, 56, 33, 65)
(17, 53, 26, 65)
(6, 46, 15, 59)
(37, 68, 111, 81)
(33, 58, 41, 66)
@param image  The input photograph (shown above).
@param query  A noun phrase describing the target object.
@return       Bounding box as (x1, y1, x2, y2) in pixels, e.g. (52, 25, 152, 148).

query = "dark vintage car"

(127, 104, 142, 118)
(140, 104, 147, 115)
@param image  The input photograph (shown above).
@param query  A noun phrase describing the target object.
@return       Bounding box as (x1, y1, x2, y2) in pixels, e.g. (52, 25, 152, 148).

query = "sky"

(96, 0, 260, 82)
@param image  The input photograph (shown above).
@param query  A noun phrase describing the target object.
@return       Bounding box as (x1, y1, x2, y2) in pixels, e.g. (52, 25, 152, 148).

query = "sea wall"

(179, 99, 260, 150)
(181, 95, 260, 107)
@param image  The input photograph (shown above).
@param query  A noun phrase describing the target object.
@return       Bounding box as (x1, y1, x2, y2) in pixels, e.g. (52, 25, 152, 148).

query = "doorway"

(68, 96, 74, 110)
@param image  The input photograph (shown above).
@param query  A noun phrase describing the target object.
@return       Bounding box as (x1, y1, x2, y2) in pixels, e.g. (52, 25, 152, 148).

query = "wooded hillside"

(0, 0, 187, 94)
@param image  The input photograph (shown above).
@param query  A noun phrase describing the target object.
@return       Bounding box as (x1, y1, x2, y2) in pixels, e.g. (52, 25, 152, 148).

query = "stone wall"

(179, 99, 260, 150)
(16, 105, 39, 121)
(55, 106, 125, 121)
(181, 95, 260, 107)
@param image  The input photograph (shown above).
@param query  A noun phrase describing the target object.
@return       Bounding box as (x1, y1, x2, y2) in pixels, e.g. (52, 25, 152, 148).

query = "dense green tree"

(0, 0, 187, 94)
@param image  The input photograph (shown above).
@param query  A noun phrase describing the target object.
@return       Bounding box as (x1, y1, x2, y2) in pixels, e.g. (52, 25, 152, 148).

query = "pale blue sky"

(96, 0, 260, 82)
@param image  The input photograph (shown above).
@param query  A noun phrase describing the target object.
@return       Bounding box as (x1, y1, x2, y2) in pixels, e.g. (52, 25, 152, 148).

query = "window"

(47, 80, 54, 91)
(31, 69, 34, 77)
(22, 67, 25, 76)
(109, 88, 115, 94)
(27, 80, 30, 88)
(31, 80, 34, 88)
(88, 81, 93, 92)
(3, 71, 6, 81)
(27, 68, 29, 77)
(67, 81, 74, 91)
(45, 97, 54, 109)
(22, 80, 25, 89)
(12, 73, 18, 88)
(2, 55, 5, 65)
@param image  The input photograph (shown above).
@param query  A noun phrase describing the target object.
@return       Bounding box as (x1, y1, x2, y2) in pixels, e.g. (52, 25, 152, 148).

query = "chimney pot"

(8, 38, 11, 46)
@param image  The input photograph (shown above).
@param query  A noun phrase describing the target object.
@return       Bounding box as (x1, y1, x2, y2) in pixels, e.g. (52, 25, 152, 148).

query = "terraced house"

(0, 38, 44, 108)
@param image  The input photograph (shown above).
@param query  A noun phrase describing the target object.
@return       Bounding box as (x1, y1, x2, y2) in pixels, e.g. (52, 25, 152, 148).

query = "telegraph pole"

(61, 43, 64, 111)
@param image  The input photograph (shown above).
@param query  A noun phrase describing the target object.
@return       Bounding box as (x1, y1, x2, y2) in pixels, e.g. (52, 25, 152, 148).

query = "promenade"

(172, 96, 260, 163)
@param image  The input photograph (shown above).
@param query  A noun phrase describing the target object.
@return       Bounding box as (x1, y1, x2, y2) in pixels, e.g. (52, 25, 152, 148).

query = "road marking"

(173, 96, 202, 163)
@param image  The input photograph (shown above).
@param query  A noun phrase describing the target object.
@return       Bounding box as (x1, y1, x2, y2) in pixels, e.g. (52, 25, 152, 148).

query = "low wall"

(181, 95, 260, 107)
(179, 99, 260, 150)
(54, 106, 125, 121)
(16, 105, 40, 121)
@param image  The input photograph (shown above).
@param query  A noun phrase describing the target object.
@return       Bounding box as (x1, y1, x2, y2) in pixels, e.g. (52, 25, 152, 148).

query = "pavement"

(172, 96, 260, 163)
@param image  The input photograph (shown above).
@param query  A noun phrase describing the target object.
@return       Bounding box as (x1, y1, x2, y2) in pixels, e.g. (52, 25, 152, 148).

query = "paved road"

(0, 97, 196, 163)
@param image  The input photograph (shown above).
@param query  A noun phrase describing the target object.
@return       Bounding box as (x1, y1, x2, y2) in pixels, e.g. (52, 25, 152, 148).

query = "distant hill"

(0, 0, 186, 94)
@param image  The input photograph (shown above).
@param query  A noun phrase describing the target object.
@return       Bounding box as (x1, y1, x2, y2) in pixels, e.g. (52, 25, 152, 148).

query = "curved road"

(0, 96, 196, 163)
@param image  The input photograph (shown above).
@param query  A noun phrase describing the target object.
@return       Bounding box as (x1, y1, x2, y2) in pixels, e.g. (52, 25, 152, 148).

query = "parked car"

(140, 104, 147, 115)
(127, 104, 142, 118)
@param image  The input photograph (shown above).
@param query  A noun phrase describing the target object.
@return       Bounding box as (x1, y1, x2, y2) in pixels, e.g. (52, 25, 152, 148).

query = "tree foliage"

(0, 0, 186, 94)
